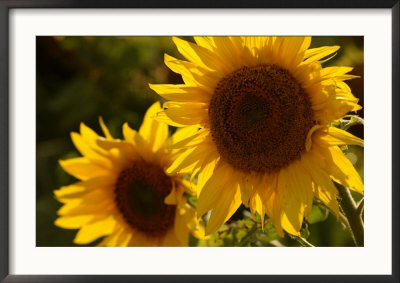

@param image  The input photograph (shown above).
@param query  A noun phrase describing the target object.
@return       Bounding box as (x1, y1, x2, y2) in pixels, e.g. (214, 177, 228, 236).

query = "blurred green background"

(36, 36, 364, 247)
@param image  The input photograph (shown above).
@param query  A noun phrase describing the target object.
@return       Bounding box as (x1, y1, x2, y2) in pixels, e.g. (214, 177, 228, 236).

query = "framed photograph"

(1, 1, 398, 282)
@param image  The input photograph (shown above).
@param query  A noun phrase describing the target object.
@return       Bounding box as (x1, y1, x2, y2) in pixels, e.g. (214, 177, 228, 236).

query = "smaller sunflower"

(55, 102, 203, 246)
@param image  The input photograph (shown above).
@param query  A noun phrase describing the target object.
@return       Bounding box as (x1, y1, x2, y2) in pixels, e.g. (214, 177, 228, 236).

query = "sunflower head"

(208, 63, 315, 173)
(54, 102, 204, 246)
(150, 36, 364, 236)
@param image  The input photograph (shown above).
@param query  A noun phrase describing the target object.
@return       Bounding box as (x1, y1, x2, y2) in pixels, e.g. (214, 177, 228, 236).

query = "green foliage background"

(36, 36, 364, 247)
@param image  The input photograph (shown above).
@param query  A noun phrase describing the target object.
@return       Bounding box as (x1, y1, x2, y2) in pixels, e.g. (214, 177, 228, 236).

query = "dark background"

(36, 36, 364, 247)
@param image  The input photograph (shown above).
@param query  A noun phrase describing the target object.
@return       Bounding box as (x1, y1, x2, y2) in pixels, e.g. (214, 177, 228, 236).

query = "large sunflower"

(150, 36, 364, 236)
(54, 102, 203, 246)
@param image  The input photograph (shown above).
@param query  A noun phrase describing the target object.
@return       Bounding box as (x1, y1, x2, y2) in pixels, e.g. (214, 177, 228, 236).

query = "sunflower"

(54, 102, 203, 246)
(149, 36, 364, 236)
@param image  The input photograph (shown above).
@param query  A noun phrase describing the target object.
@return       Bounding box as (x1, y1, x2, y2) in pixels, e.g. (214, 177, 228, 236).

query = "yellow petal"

(163, 53, 218, 91)
(128, 230, 155, 246)
(197, 155, 219, 197)
(315, 100, 361, 122)
(306, 125, 325, 151)
(210, 37, 241, 72)
(193, 36, 215, 51)
(277, 167, 303, 235)
(315, 127, 364, 147)
(279, 37, 311, 68)
(122, 122, 137, 143)
(301, 152, 340, 217)
(320, 66, 357, 81)
(97, 226, 132, 247)
(96, 138, 138, 163)
(324, 146, 364, 194)
(79, 122, 99, 142)
(166, 147, 199, 175)
(95, 138, 123, 151)
(174, 211, 190, 245)
(70, 132, 108, 163)
(59, 158, 112, 181)
(163, 101, 208, 126)
(115, 229, 133, 247)
(167, 143, 211, 176)
(99, 117, 113, 140)
(133, 129, 153, 162)
(164, 182, 184, 205)
(168, 126, 203, 149)
(239, 177, 253, 207)
(139, 102, 169, 153)
(280, 211, 301, 236)
(179, 179, 196, 195)
(165, 54, 219, 92)
(172, 36, 225, 72)
(242, 36, 261, 57)
(161, 229, 183, 246)
(57, 196, 112, 218)
(257, 173, 278, 206)
(197, 162, 233, 216)
(73, 215, 116, 244)
(149, 83, 211, 103)
(289, 161, 314, 218)
(303, 46, 340, 63)
(163, 54, 199, 86)
(57, 198, 115, 216)
(54, 176, 115, 200)
(264, 189, 284, 237)
(249, 190, 265, 227)
(154, 110, 188, 127)
(205, 183, 241, 235)
(54, 215, 95, 229)
(189, 70, 221, 93)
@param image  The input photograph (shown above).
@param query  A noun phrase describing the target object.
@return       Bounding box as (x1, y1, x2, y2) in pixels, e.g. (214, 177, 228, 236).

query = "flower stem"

(291, 235, 315, 247)
(337, 185, 364, 246)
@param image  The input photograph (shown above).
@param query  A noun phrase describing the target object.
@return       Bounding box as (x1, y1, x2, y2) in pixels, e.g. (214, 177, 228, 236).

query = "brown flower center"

(208, 64, 314, 173)
(115, 160, 175, 237)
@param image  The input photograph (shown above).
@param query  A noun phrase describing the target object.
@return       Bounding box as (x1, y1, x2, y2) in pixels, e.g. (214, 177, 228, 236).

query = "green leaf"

(186, 193, 197, 208)
(308, 205, 329, 224)
(254, 219, 280, 245)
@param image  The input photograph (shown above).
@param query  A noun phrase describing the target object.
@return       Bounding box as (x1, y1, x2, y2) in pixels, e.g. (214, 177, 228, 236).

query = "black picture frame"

(1, 1, 399, 282)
